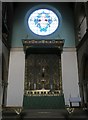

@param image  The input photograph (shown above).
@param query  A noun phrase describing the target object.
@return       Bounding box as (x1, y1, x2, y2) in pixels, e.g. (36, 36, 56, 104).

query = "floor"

(1, 108, 88, 120)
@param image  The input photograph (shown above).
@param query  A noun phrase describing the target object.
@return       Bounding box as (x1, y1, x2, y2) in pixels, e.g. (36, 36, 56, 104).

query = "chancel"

(22, 39, 65, 110)
(1, 1, 88, 120)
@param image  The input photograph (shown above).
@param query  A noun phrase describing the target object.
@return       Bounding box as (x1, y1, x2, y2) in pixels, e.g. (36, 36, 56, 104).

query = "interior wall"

(7, 47, 79, 106)
(74, 3, 87, 46)
(6, 2, 78, 106)
(77, 37, 88, 104)
(7, 49, 25, 106)
(61, 48, 79, 106)
(11, 2, 75, 47)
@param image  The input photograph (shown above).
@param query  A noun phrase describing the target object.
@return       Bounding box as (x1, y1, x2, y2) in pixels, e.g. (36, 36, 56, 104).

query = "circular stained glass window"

(28, 9, 59, 36)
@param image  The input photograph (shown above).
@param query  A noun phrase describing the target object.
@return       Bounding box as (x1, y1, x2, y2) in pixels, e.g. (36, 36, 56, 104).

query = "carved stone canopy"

(22, 39, 64, 55)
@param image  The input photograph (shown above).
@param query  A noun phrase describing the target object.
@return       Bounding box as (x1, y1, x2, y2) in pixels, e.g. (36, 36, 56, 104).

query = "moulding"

(10, 47, 23, 51)
(63, 47, 76, 52)
(22, 39, 64, 53)
(10, 47, 76, 52)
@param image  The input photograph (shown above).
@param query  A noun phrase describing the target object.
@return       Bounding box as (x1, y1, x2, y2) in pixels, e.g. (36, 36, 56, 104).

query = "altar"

(22, 39, 65, 109)
(23, 95, 65, 109)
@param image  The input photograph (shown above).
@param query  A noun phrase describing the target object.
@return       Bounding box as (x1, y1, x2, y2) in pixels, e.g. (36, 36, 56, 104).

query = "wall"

(74, 3, 88, 46)
(11, 2, 75, 48)
(74, 2, 88, 106)
(7, 49, 25, 106)
(61, 48, 79, 106)
(7, 47, 79, 106)
(7, 2, 79, 106)
(77, 36, 88, 104)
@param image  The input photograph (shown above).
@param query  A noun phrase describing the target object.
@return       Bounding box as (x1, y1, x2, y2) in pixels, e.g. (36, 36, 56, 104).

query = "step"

(21, 109, 68, 118)
(2, 109, 68, 119)
(2, 109, 88, 120)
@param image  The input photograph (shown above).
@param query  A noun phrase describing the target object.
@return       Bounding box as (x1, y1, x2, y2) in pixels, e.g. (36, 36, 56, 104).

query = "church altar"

(22, 39, 65, 109)
(23, 94, 65, 109)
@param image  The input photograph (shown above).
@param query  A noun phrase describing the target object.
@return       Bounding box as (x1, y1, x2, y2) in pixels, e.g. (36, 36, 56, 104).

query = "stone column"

(59, 54, 63, 94)
(0, 82, 2, 106)
(2, 82, 8, 106)
(85, 2, 88, 28)
(24, 57, 28, 91)
(79, 81, 85, 107)
(83, 83, 87, 107)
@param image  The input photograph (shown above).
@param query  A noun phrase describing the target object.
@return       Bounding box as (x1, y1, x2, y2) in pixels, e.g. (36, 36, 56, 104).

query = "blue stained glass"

(28, 9, 59, 36)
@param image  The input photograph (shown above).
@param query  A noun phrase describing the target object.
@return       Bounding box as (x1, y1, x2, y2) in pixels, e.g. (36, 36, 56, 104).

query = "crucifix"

(41, 67, 46, 89)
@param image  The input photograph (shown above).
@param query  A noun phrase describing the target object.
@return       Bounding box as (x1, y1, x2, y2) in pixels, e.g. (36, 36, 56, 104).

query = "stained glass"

(28, 9, 59, 36)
